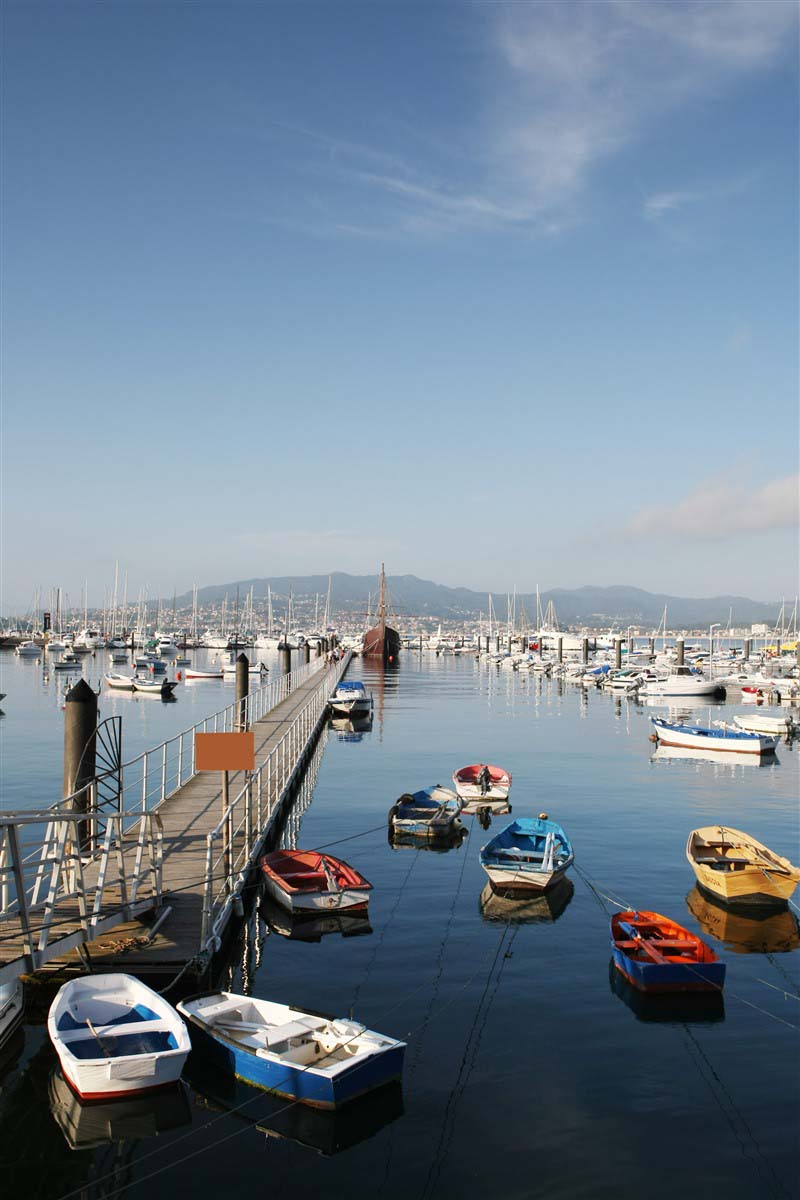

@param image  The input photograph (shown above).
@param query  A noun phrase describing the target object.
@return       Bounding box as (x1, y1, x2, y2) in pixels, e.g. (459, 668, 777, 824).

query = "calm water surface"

(1, 652, 798, 1199)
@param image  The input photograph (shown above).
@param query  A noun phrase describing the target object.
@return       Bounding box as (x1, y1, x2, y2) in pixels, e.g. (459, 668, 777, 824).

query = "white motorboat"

(603, 669, 643, 693)
(75, 628, 104, 650)
(45, 638, 68, 653)
(15, 641, 41, 657)
(54, 653, 83, 672)
(110, 649, 129, 663)
(48, 974, 190, 1100)
(327, 681, 373, 717)
(202, 629, 231, 650)
(184, 666, 224, 679)
(640, 666, 725, 698)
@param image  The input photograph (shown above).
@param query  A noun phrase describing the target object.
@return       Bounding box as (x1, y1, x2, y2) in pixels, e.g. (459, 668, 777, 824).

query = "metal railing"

(200, 653, 351, 953)
(0, 806, 163, 982)
(0, 652, 336, 984)
(53, 654, 327, 826)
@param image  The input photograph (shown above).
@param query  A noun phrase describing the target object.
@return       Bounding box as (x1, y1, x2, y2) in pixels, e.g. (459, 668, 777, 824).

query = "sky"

(2, 0, 798, 612)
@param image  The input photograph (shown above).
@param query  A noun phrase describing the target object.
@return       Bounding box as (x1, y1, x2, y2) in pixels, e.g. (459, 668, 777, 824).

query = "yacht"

(203, 629, 231, 650)
(640, 665, 725, 698)
(15, 640, 42, 657)
(74, 628, 103, 650)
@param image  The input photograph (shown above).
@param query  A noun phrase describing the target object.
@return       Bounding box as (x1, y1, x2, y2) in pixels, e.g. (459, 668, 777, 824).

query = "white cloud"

(626, 474, 800, 540)
(255, 1, 795, 237)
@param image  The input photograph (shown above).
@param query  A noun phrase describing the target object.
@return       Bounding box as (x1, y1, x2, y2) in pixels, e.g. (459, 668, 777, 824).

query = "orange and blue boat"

(610, 910, 725, 994)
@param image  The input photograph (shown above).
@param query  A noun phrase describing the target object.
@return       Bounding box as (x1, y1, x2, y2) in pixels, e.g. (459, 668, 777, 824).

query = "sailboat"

(362, 565, 400, 662)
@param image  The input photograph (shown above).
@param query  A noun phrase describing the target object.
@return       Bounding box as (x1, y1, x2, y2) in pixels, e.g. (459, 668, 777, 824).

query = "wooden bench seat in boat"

(694, 856, 750, 866)
(615, 939, 696, 951)
(279, 871, 329, 890)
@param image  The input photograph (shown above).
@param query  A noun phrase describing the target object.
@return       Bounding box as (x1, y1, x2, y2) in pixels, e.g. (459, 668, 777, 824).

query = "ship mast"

(378, 563, 387, 632)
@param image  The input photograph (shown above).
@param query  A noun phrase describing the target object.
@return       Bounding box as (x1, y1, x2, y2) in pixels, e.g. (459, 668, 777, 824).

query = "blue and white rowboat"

(480, 816, 574, 892)
(389, 786, 463, 838)
(651, 717, 778, 756)
(176, 993, 405, 1110)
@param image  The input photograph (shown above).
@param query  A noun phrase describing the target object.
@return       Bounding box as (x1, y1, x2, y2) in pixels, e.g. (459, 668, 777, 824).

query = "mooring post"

(557, 637, 563, 663)
(615, 639, 622, 670)
(676, 639, 685, 665)
(744, 638, 751, 662)
(582, 638, 589, 665)
(281, 646, 292, 677)
(316, 641, 323, 657)
(649, 637, 655, 656)
(235, 652, 249, 732)
(63, 678, 98, 851)
(303, 642, 310, 664)
(419, 634, 423, 653)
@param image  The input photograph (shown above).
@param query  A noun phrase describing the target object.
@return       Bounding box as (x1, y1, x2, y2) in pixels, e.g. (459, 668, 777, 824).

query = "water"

(1, 653, 798, 1199)
(0, 646, 303, 810)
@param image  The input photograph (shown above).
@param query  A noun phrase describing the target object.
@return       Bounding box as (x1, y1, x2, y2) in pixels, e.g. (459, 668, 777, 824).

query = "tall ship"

(363, 565, 401, 662)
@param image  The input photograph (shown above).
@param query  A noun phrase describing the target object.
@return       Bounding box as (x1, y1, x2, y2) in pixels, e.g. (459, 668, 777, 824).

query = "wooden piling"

(63, 679, 98, 849)
(615, 639, 622, 669)
(235, 652, 249, 732)
(582, 638, 589, 664)
(676, 639, 685, 665)
(557, 637, 563, 663)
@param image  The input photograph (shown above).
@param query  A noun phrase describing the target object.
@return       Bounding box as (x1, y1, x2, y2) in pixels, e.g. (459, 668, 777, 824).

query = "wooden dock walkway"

(0, 655, 350, 985)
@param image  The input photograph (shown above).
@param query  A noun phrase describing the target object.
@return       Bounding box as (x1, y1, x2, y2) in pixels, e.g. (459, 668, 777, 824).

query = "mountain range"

(177, 574, 786, 628)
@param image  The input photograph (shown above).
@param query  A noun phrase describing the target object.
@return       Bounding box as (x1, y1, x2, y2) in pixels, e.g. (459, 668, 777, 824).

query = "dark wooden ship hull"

(362, 623, 401, 661)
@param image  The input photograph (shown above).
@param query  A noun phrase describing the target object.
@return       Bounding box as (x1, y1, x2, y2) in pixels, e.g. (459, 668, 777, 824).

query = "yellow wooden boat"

(686, 825, 800, 908)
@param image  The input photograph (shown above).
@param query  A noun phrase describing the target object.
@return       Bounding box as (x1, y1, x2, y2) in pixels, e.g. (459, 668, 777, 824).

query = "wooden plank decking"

(0, 659, 344, 982)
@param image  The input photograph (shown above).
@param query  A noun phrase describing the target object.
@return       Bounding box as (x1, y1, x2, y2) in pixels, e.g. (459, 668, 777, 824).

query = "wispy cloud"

(250, 1, 795, 238)
(626, 474, 799, 541)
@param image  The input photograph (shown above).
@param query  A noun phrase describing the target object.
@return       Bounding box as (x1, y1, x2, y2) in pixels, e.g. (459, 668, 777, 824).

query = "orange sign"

(195, 731, 255, 772)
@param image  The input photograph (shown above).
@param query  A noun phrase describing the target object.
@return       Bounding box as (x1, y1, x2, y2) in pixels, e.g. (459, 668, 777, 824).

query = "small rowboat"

(452, 764, 511, 814)
(732, 713, 795, 737)
(133, 676, 178, 696)
(176, 993, 405, 1110)
(388, 786, 463, 839)
(328, 681, 372, 717)
(105, 672, 137, 691)
(53, 654, 82, 672)
(479, 816, 573, 892)
(48, 974, 191, 1100)
(651, 717, 778, 755)
(610, 910, 725, 994)
(184, 667, 224, 679)
(686, 826, 800, 908)
(222, 660, 268, 676)
(260, 850, 373, 913)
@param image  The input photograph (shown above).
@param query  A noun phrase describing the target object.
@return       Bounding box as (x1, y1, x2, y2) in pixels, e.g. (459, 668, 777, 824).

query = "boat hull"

(180, 1012, 404, 1111)
(362, 624, 401, 661)
(686, 826, 800, 908)
(262, 874, 370, 914)
(481, 865, 566, 893)
(611, 952, 724, 994)
(652, 719, 777, 755)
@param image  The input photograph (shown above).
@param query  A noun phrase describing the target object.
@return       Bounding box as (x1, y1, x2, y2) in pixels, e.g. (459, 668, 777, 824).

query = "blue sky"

(3, 0, 798, 610)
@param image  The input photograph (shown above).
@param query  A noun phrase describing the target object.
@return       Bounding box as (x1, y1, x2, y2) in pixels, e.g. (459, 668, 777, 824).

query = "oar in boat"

(86, 1018, 112, 1058)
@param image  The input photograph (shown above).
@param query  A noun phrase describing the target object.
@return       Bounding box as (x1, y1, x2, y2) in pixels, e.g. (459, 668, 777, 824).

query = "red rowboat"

(452, 764, 512, 814)
(611, 910, 725, 994)
(260, 850, 373, 914)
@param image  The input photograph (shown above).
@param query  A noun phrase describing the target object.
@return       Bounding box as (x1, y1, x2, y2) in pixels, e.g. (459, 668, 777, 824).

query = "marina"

(0, 645, 797, 1198)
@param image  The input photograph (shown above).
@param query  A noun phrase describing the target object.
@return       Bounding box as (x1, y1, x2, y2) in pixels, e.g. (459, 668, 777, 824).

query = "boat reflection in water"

(479, 877, 574, 924)
(48, 1070, 191, 1150)
(186, 1061, 404, 1157)
(388, 826, 468, 854)
(260, 895, 373, 943)
(686, 885, 800, 954)
(609, 962, 725, 1024)
(330, 715, 373, 743)
(651, 744, 777, 769)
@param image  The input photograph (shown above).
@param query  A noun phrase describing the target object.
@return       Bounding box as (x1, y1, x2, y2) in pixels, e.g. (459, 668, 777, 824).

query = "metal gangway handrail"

(0, 653, 335, 984)
(0, 804, 163, 981)
(199, 653, 351, 955)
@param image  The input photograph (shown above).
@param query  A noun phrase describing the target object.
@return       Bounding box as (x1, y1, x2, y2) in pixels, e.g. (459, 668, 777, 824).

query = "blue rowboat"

(176, 993, 405, 1111)
(388, 786, 463, 838)
(480, 816, 574, 892)
(610, 910, 726, 994)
